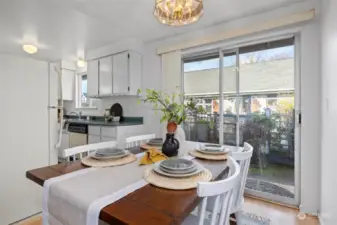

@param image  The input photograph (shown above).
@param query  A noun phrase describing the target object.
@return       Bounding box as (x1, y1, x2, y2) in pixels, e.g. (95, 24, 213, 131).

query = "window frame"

(75, 72, 97, 109)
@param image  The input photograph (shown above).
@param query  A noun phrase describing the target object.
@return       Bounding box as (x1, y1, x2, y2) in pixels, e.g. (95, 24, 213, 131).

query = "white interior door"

(0, 55, 50, 224)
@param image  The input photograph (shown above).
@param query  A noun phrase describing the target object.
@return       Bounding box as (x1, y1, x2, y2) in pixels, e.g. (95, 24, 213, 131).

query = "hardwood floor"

(242, 197, 319, 225)
(15, 197, 319, 225)
(13, 214, 41, 225)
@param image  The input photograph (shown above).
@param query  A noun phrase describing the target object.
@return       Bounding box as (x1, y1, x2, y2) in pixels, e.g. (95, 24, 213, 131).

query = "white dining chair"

(204, 142, 253, 224)
(125, 134, 155, 148)
(62, 141, 117, 162)
(182, 156, 241, 225)
(230, 142, 253, 218)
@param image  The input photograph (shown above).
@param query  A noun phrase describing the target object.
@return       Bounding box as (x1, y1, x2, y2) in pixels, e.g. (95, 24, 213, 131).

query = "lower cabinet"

(88, 135, 101, 144)
(101, 137, 116, 142)
(88, 126, 117, 144)
(87, 125, 143, 148)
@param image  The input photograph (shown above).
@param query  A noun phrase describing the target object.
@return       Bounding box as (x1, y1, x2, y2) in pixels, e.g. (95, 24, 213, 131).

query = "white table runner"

(43, 153, 150, 225)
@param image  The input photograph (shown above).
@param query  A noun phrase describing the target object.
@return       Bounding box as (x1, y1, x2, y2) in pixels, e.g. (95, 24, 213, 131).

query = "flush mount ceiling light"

(154, 0, 204, 26)
(22, 44, 38, 54)
(77, 59, 86, 68)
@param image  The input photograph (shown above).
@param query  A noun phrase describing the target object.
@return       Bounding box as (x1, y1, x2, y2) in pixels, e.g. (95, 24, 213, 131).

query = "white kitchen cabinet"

(99, 56, 113, 96)
(88, 135, 101, 144)
(86, 124, 145, 148)
(88, 126, 117, 142)
(128, 51, 142, 95)
(113, 52, 129, 94)
(101, 127, 117, 138)
(87, 51, 142, 97)
(88, 126, 101, 136)
(87, 59, 99, 97)
(101, 137, 116, 142)
(59, 69, 74, 101)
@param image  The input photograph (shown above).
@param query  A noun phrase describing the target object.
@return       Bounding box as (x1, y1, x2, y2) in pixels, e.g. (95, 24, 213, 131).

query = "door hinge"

(128, 53, 130, 59)
(298, 113, 302, 125)
(128, 86, 130, 91)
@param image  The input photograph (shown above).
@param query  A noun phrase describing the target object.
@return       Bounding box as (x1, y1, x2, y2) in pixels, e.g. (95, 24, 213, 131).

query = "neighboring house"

(184, 58, 294, 96)
(184, 58, 295, 114)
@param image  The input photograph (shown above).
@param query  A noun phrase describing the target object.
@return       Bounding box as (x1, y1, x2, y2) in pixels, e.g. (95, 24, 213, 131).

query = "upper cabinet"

(99, 56, 113, 96)
(87, 51, 142, 97)
(87, 60, 99, 97)
(113, 52, 129, 94)
(128, 52, 142, 95)
(60, 69, 75, 101)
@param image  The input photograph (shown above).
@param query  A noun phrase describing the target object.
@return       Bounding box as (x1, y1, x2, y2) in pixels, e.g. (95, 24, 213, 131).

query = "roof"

(184, 59, 294, 95)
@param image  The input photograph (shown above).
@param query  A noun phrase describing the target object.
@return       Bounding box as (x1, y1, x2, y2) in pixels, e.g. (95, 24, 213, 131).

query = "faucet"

(69, 111, 82, 119)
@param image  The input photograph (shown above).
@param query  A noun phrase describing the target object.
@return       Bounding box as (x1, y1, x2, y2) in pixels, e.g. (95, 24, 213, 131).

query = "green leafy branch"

(137, 88, 187, 125)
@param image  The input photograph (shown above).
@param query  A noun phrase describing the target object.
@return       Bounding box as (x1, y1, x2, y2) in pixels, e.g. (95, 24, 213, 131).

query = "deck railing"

(183, 112, 295, 166)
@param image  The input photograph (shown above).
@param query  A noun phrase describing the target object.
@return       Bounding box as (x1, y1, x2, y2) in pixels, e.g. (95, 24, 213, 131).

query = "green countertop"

(64, 116, 143, 127)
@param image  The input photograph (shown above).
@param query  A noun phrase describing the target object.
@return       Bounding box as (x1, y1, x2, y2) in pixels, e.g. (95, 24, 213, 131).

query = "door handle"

(295, 110, 301, 126)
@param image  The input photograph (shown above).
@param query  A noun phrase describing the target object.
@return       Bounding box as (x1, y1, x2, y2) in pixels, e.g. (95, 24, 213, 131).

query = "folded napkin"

(140, 148, 168, 165)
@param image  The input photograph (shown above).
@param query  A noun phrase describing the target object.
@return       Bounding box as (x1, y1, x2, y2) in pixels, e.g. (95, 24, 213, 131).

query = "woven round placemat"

(144, 167, 213, 190)
(81, 153, 137, 168)
(140, 143, 162, 151)
(189, 150, 228, 161)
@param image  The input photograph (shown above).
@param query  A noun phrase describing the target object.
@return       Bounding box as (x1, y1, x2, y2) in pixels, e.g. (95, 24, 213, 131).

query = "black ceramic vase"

(162, 133, 180, 157)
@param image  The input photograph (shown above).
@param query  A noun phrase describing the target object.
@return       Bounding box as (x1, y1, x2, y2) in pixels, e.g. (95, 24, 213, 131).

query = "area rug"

(236, 210, 272, 225)
(191, 208, 272, 225)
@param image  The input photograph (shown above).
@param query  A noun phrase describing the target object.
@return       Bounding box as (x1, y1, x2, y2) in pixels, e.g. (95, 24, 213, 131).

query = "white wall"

(320, 0, 337, 224)
(0, 54, 50, 224)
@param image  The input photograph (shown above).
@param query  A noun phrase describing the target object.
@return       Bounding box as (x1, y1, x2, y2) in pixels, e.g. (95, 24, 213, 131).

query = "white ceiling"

(0, 0, 305, 62)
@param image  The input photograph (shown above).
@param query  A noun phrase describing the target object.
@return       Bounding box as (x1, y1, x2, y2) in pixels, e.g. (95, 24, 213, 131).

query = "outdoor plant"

(242, 112, 276, 167)
(208, 119, 215, 129)
(208, 116, 217, 143)
(185, 97, 207, 115)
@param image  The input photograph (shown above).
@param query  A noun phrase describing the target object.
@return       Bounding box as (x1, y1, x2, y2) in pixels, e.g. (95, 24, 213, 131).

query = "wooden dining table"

(26, 143, 237, 225)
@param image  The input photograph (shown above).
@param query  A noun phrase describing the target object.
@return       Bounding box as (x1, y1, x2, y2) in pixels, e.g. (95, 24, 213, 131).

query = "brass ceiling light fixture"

(154, 0, 204, 26)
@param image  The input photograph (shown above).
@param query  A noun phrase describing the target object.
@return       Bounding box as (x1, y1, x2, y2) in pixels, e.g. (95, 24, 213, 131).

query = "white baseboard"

(299, 204, 318, 216)
(318, 214, 325, 225)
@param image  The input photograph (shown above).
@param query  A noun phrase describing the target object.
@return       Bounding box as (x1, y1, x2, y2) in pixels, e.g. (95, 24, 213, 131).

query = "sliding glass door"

(183, 54, 220, 144)
(183, 37, 299, 206)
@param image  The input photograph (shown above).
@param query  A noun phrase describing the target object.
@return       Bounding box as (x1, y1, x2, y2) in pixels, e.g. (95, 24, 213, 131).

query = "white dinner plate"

(90, 150, 129, 160)
(153, 162, 204, 178)
(160, 166, 197, 174)
(160, 158, 196, 171)
(196, 148, 229, 155)
(95, 148, 125, 156)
